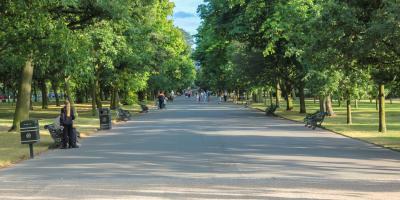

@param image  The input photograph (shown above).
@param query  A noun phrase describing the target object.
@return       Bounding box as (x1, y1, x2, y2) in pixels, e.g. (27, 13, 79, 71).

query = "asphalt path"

(0, 97, 400, 200)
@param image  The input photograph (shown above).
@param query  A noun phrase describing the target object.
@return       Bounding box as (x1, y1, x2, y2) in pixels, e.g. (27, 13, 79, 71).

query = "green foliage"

(0, 0, 195, 99)
(195, 0, 400, 131)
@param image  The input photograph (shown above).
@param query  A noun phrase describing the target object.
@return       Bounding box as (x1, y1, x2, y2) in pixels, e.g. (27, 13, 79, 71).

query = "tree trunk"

(275, 83, 281, 107)
(12, 90, 16, 104)
(115, 91, 120, 108)
(10, 58, 34, 132)
(138, 90, 145, 102)
(286, 95, 293, 111)
(100, 87, 104, 101)
(354, 99, 358, 109)
(283, 82, 293, 111)
(51, 80, 60, 106)
(110, 88, 115, 110)
(33, 82, 38, 102)
(378, 84, 386, 133)
(291, 89, 296, 101)
(346, 98, 352, 124)
(30, 97, 33, 111)
(64, 77, 77, 116)
(4, 85, 8, 102)
(91, 80, 97, 116)
(319, 96, 326, 112)
(299, 85, 306, 114)
(95, 79, 102, 109)
(40, 79, 48, 109)
(284, 90, 292, 111)
(263, 89, 267, 106)
(338, 97, 341, 107)
(110, 87, 119, 110)
(313, 96, 316, 104)
(269, 91, 273, 106)
(325, 94, 335, 116)
(236, 89, 239, 104)
(84, 87, 90, 103)
(1, 84, 5, 102)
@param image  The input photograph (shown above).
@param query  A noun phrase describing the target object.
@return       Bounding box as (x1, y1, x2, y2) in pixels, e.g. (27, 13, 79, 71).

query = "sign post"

(20, 119, 40, 159)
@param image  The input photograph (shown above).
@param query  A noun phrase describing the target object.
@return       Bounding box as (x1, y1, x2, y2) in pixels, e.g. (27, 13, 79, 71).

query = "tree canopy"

(0, 0, 196, 131)
(194, 0, 400, 132)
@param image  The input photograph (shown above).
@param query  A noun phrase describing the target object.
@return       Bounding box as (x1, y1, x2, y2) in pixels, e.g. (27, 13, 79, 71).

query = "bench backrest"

(315, 112, 327, 121)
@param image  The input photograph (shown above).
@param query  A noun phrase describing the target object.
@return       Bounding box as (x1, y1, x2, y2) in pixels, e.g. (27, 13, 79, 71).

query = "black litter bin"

(20, 119, 40, 144)
(99, 108, 112, 130)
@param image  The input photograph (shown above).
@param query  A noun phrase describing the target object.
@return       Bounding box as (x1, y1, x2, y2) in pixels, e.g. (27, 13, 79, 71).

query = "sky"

(171, 0, 204, 36)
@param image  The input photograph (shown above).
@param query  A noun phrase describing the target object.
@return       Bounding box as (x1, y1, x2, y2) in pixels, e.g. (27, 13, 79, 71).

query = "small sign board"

(20, 119, 40, 144)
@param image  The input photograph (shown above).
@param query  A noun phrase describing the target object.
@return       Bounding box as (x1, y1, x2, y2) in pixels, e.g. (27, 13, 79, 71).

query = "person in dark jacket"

(157, 91, 165, 109)
(60, 99, 78, 149)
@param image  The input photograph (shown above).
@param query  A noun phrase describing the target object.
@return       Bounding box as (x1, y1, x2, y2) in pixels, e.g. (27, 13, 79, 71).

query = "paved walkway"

(1, 97, 400, 199)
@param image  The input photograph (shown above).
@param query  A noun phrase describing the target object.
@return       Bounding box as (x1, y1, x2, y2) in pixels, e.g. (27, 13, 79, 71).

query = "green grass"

(0, 101, 144, 168)
(251, 99, 400, 151)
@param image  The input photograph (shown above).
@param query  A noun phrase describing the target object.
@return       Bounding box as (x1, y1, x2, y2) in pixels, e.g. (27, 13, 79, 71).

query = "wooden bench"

(304, 111, 327, 130)
(117, 108, 131, 121)
(44, 123, 80, 148)
(265, 104, 278, 116)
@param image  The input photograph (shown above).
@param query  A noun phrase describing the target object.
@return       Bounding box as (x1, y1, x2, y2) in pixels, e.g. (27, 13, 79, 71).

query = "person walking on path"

(157, 91, 165, 109)
(223, 90, 228, 102)
(170, 90, 175, 102)
(60, 99, 78, 149)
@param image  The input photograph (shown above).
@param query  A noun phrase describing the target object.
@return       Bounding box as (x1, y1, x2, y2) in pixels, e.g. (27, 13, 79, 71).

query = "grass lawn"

(251, 99, 400, 151)
(0, 101, 144, 168)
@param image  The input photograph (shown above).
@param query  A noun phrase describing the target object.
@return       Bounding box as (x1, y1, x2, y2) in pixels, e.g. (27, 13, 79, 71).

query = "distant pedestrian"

(170, 90, 175, 102)
(158, 91, 165, 109)
(60, 99, 78, 149)
(223, 90, 228, 102)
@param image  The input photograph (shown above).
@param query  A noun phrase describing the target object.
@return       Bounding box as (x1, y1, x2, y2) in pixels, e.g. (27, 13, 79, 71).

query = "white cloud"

(174, 17, 202, 35)
(170, 0, 203, 35)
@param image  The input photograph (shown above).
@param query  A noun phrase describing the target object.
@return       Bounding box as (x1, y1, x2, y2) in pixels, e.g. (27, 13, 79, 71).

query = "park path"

(0, 97, 400, 200)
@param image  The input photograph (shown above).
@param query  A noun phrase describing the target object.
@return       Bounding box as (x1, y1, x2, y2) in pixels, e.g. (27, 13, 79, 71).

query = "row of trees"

(0, 1, 196, 131)
(194, 0, 400, 132)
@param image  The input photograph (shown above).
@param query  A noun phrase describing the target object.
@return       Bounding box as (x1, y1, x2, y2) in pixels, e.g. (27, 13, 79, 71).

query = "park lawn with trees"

(195, 0, 400, 150)
(251, 99, 400, 151)
(0, 1, 195, 167)
(0, 101, 145, 168)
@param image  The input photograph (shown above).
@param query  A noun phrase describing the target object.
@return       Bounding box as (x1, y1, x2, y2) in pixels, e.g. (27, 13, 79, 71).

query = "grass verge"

(250, 99, 400, 151)
(0, 101, 143, 168)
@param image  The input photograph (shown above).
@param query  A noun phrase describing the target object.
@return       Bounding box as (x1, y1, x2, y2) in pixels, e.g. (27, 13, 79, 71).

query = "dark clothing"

(158, 94, 165, 109)
(62, 124, 77, 148)
(60, 106, 75, 125)
(60, 106, 77, 148)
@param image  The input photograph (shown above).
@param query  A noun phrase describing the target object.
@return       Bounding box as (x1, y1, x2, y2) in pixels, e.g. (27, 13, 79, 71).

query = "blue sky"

(171, 0, 203, 36)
